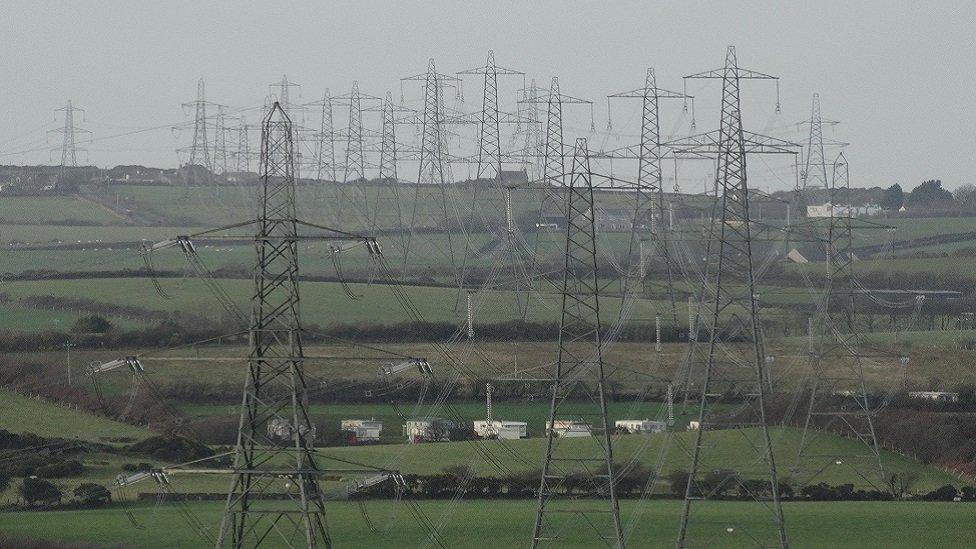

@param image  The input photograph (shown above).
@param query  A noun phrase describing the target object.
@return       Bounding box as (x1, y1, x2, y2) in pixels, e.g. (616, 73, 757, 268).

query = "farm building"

(615, 419, 668, 434)
(340, 419, 383, 443)
(403, 418, 461, 443)
(546, 419, 593, 438)
(688, 421, 701, 431)
(908, 391, 959, 403)
(473, 420, 528, 440)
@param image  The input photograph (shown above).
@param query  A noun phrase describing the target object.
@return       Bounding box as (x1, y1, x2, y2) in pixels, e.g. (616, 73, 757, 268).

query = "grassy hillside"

(0, 388, 151, 443)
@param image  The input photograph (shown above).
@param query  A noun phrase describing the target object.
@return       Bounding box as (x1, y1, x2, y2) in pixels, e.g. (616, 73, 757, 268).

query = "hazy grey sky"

(1, 1, 974, 191)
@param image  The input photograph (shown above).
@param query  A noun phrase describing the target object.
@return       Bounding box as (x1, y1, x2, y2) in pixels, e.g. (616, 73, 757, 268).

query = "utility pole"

(532, 138, 624, 549)
(676, 46, 788, 548)
(61, 341, 76, 386)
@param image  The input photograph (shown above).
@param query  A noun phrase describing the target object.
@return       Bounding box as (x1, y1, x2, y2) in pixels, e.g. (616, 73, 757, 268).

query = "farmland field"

(0, 500, 972, 548)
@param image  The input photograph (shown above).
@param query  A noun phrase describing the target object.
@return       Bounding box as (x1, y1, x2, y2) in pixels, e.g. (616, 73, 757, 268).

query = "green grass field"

(0, 500, 972, 548)
(0, 195, 121, 225)
(0, 389, 150, 443)
(305, 427, 952, 490)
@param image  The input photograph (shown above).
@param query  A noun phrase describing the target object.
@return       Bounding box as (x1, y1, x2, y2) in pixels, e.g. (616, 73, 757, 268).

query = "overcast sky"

(1, 1, 973, 191)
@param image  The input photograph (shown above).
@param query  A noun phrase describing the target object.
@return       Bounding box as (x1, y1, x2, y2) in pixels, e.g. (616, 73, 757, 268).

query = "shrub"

(73, 482, 112, 506)
(127, 435, 214, 462)
(19, 478, 62, 506)
(668, 470, 690, 497)
(922, 484, 958, 501)
(70, 315, 113, 334)
(36, 459, 84, 478)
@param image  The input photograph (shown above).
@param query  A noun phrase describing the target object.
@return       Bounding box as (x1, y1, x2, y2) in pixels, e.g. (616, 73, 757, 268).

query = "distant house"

(786, 246, 857, 264)
(535, 215, 565, 230)
(341, 419, 383, 443)
(403, 418, 461, 443)
(267, 418, 316, 441)
(687, 421, 701, 431)
(595, 208, 642, 232)
(908, 391, 959, 403)
(806, 203, 881, 218)
(473, 420, 528, 440)
(615, 419, 667, 434)
(546, 419, 592, 438)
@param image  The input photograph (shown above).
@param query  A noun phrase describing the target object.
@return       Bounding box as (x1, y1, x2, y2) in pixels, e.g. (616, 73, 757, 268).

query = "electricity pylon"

(214, 102, 331, 547)
(371, 91, 407, 251)
(179, 78, 224, 185)
(312, 89, 337, 183)
(795, 94, 845, 216)
(455, 50, 526, 303)
(676, 46, 789, 548)
(333, 81, 381, 226)
(212, 111, 228, 175)
(235, 116, 250, 173)
(458, 50, 525, 180)
(401, 58, 463, 279)
(50, 100, 90, 184)
(532, 137, 624, 548)
(184, 78, 212, 169)
(519, 77, 593, 292)
(144, 102, 386, 547)
(799, 93, 830, 190)
(515, 79, 546, 180)
(793, 152, 886, 490)
(607, 68, 688, 323)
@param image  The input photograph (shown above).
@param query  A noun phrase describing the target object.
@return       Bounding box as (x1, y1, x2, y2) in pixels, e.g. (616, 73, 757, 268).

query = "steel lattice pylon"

(607, 67, 688, 324)
(314, 89, 337, 184)
(216, 102, 330, 548)
(402, 58, 461, 280)
(213, 111, 228, 175)
(372, 91, 407, 254)
(532, 138, 624, 549)
(676, 46, 788, 548)
(793, 152, 886, 490)
(188, 78, 211, 170)
(800, 93, 829, 191)
(236, 116, 250, 173)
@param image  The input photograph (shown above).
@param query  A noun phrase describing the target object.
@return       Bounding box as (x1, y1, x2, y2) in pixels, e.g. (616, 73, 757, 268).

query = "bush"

(668, 470, 690, 497)
(19, 478, 62, 506)
(127, 435, 214, 462)
(70, 315, 113, 334)
(73, 482, 112, 506)
(121, 462, 154, 473)
(922, 484, 958, 501)
(36, 459, 84, 478)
